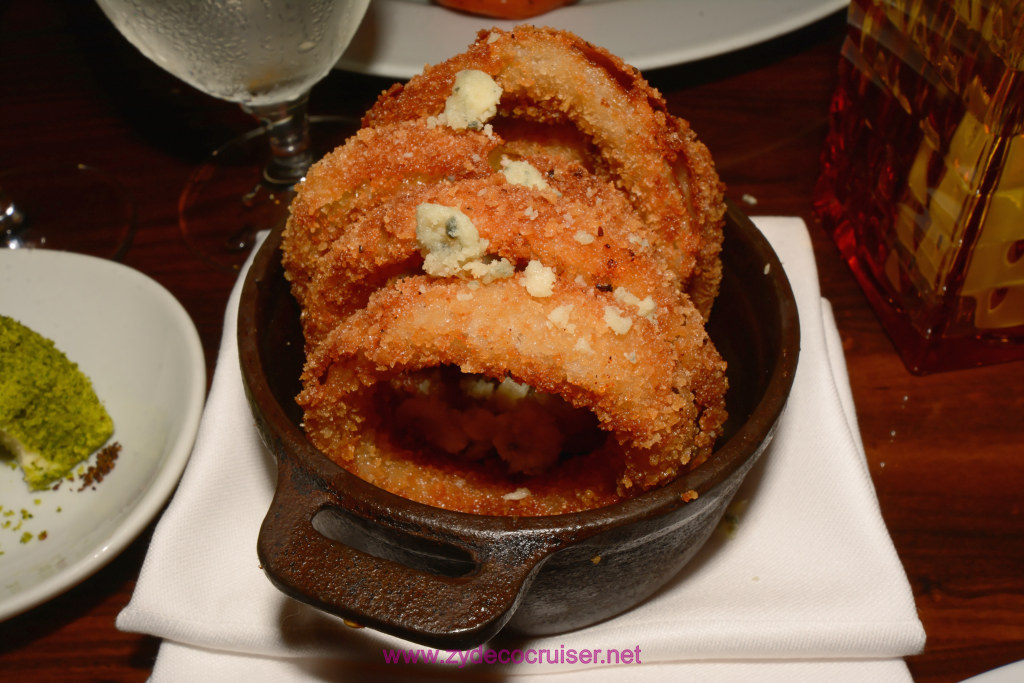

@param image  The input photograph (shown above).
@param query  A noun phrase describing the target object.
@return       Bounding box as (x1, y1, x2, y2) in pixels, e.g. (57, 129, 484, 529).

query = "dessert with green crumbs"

(0, 315, 114, 490)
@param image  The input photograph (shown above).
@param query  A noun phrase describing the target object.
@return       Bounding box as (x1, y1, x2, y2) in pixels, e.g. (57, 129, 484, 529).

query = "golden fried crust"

(282, 120, 500, 310)
(490, 119, 600, 172)
(363, 25, 724, 318)
(299, 275, 724, 514)
(668, 115, 726, 316)
(299, 154, 681, 346)
(282, 25, 730, 516)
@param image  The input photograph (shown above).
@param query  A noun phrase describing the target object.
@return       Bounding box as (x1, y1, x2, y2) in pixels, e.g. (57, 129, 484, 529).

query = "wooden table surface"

(1, 1, 1021, 681)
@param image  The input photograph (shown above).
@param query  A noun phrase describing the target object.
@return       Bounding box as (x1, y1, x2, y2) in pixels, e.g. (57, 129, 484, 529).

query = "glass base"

(1, 164, 136, 260)
(178, 115, 360, 273)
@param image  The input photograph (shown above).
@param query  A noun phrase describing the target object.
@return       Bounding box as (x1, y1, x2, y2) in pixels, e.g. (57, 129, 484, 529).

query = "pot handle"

(257, 455, 557, 650)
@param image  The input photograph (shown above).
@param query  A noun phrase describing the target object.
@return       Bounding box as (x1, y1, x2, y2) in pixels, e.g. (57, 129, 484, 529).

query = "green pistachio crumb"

(0, 315, 113, 491)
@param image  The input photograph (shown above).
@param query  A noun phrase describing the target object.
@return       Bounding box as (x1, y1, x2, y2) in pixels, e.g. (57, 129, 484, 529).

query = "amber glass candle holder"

(815, 0, 1023, 374)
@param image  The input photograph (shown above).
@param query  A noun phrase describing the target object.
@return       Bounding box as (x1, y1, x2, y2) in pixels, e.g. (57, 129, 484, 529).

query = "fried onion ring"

(363, 25, 725, 317)
(282, 25, 729, 516)
(299, 275, 724, 515)
(299, 153, 681, 346)
(283, 119, 500, 312)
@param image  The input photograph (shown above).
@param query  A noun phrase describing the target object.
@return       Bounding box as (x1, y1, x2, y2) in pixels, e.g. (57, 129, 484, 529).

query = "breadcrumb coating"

(282, 26, 728, 515)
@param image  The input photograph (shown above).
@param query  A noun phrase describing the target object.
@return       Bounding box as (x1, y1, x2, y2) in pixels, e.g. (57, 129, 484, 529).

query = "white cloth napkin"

(117, 217, 926, 682)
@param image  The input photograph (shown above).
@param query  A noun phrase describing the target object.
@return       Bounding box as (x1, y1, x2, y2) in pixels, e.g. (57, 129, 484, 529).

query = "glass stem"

(1, 183, 27, 246)
(242, 92, 314, 190)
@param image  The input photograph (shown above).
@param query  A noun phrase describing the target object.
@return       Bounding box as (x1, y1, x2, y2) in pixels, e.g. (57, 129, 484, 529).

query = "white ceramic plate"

(337, 0, 848, 78)
(0, 249, 205, 620)
(962, 661, 1024, 683)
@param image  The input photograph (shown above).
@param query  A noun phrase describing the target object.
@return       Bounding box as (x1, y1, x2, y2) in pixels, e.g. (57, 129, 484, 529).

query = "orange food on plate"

(435, 0, 577, 20)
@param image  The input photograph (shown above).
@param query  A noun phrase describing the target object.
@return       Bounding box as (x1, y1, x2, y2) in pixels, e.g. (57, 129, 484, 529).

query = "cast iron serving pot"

(238, 202, 799, 651)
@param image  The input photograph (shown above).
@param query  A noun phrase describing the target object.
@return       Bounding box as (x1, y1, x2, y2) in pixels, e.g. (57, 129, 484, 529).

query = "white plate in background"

(338, 0, 848, 78)
(961, 661, 1024, 683)
(0, 249, 205, 620)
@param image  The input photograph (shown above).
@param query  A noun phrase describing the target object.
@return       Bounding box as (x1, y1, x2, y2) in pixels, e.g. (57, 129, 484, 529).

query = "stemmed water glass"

(94, 0, 371, 271)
